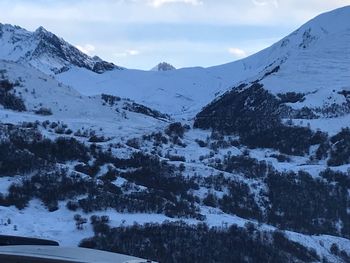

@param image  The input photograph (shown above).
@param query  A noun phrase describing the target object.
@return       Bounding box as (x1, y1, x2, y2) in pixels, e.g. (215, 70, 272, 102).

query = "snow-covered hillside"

(56, 6, 350, 120)
(2, 7, 349, 118)
(57, 66, 226, 118)
(0, 59, 169, 141)
(0, 5, 350, 263)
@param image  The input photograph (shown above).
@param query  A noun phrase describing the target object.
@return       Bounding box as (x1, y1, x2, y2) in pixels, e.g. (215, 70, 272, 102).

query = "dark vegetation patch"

(270, 153, 291, 162)
(0, 77, 26, 112)
(3, 169, 93, 211)
(126, 138, 141, 149)
(218, 179, 263, 220)
(194, 83, 323, 155)
(34, 107, 52, 116)
(165, 122, 190, 138)
(201, 151, 350, 238)
(88, 135, 108, 143)
(0, 124, 203, 219)
(277, 92, 305, 103)
(142, 132, 168, 147)
(338, 90, 350, 99)
(0, 124, 88, 176)
(212, 153, 271, 179)
(123, 101, 170, 120)
(165, 153, 186, 162)
(80, 222, 320, 263)
(311, 128, 350, 166)
(163, 122, 190, 146)
(195, 139, 207, 147)
(330, 242, 350, 262)
(101, 93, 169, 120)
(313, 102, 350, 118)
(2, 152, 204, 220)
(1, 122, 350, 240)
(263, 65, 280, 78)
(101, 94, 121, 106)
(328, 128, 350, 166)
(267, 170, 350, 238)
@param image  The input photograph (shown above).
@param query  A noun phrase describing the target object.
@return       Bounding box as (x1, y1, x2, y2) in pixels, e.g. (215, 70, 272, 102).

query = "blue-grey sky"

(1, 0, 350, 69)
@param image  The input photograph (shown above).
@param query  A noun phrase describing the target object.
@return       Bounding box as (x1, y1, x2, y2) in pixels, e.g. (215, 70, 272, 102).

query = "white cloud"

(76, 44, 96, 55)
(128, 49, 140, 55)
(114, 49, 141, 57)
(228, 47, 247, 58)
(149, 0, 202, 8)
(252, 0, 279, 8)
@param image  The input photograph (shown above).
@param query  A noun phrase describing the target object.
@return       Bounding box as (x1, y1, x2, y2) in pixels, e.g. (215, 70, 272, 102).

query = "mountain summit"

(0, 24, 121, 75)
(151, 62, 176, 71)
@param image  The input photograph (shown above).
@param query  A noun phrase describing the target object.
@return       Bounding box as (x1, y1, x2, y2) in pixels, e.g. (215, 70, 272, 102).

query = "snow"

(2, 6, 350, 123)
(0, 199, 250, 246)
(53, 6, 350, 124)
(285, 116, 350, 136)
(57, 66, 227, 118)
(286, 231, 350, 263)
(0, 6, 350, 262)
(0, 60, 168, 142)
(1, 198, 349, 263)
(0, 24, 120, 75)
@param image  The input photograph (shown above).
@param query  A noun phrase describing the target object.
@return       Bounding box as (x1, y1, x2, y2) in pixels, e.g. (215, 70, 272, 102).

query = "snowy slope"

(0, 24, 120, 75)
(0, 6, 350, 262)
(0, 60, 168, 140)
(57, 6, 350, 119)
(1, 6, 348, 118)
(57, 66, 226, 118)
(245, 6, 350, 110)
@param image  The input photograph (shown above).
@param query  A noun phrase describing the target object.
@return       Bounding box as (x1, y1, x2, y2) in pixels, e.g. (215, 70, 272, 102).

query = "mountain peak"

(151, 62, 176, 71)
(0, 23, 27, 36)
(0, 23, 122, 75)
(35, 26, 48, 34)
(34, 26, 55, 39)
(285, 5, 350, 49)
(305, 5, 350, 32)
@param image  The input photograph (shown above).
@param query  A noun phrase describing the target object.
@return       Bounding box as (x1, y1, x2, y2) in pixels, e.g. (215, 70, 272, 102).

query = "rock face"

(0, 24, 122, 74)
(151, 62, 176, 71)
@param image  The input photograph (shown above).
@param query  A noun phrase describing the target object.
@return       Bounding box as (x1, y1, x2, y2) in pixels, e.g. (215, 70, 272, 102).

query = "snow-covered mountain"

(194, 5, 350, 137)
(0, 6, 350, 263)
(151, 62, 176, 71)
(212, 5, 350, 112)
(55, 6, 350, 120)
(2, 6, 349, 118)
(0, 24, 121, 75)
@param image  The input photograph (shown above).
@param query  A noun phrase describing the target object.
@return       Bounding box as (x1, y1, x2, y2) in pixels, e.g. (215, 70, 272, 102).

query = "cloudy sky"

(1, 0, 349, 69)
